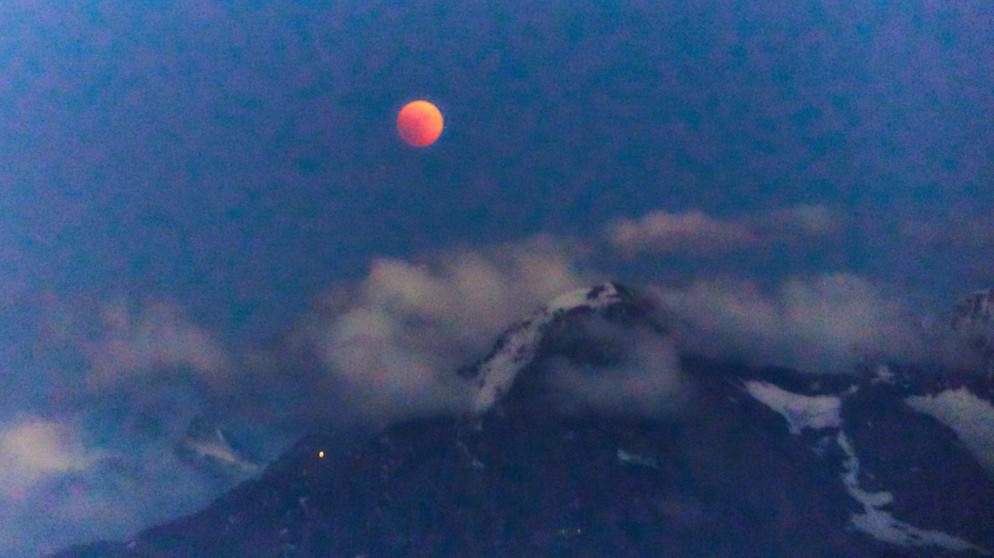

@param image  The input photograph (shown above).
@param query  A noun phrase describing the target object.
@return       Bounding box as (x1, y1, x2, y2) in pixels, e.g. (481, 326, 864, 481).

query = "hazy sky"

(1, 1, 992, 555)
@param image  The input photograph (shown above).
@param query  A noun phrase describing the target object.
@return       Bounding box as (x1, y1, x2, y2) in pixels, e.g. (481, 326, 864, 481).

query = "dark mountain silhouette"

(53, 283, 994, 557)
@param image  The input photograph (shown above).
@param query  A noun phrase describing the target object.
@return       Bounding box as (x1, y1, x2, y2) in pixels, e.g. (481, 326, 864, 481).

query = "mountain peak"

(464, 282, 647, 415)
(544, 281, 632, 311)
(52, 283, 994, 558)
(175, 417, 261, 477)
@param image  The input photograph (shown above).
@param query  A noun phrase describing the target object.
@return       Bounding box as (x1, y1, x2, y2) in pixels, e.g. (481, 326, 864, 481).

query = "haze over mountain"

(53, 283, 994, 557)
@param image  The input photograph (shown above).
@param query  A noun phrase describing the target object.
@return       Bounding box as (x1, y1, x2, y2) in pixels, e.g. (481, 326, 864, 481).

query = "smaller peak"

(176, 417, 261, 476)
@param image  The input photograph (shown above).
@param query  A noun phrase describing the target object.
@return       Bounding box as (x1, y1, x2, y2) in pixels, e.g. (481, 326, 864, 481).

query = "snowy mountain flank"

(54, 283, 994, 558)
(463, 281, 648, 414)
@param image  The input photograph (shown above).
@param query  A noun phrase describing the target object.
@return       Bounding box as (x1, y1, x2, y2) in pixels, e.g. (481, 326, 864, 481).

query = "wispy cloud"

(82, 298, 232, 390)
(0, 418, 98, 500)
(654, 273, 927, 374)
(606, 210, 759, 256)
(605, 204, 841, 257)
(544, 324, 688, 416)
(0, 294, 244, 556)
(0, 412, 225, 557)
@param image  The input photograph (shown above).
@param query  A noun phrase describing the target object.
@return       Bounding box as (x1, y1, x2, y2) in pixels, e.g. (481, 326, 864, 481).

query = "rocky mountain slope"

(53, 283, 994, 557)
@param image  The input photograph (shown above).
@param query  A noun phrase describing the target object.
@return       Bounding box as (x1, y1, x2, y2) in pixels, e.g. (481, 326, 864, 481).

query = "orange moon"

(397, 100, 444, 147)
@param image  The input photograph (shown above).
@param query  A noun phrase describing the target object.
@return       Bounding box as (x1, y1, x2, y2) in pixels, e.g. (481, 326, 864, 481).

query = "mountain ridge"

(52, 282, 994, 557)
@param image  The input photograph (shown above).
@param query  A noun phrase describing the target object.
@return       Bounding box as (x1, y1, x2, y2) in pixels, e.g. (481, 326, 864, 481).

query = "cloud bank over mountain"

(654, 273, 929, 374)
(0, 213, 988, 556)
(544, 324, 689, 417)
(294, 235, 595, 424)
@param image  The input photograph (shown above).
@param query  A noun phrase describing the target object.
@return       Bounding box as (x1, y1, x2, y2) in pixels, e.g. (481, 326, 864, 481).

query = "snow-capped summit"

(463, 282, 647, 414)
(545, 281, 632, 312)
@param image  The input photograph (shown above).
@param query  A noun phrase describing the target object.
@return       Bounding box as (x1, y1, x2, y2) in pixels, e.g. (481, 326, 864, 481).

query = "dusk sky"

(1, 1, 993, 555)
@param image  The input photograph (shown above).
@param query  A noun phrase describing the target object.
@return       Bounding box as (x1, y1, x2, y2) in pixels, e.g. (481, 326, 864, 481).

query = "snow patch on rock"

(836, 432, 988, 554)
(906, 387, 994, 476)
(470, 283, 628, 414)
(743, 381, 842, 434)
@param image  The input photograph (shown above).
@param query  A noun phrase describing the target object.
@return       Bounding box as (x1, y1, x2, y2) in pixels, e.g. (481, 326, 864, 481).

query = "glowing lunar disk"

(397, 100, 444, 147)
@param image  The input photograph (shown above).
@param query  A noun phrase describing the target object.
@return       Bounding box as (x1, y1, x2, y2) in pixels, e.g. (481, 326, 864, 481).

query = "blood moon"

(396, 100, 444, 147)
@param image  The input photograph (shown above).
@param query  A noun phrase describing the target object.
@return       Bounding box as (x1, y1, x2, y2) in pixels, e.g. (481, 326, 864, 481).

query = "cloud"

(605, 204, 840, 257)
(0, 418, 98, 500)
(544, 324, 689, 417)
(606, 210, 758, 256)
(0, 293, 248, 556)
(0, 414, 226, 558)
(82, 298, 231, 390)
(292, 235, 596, 425)
(0, 223, 978, 555)
(654, 273, 928, 374)
(0, 235, 597, 554)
